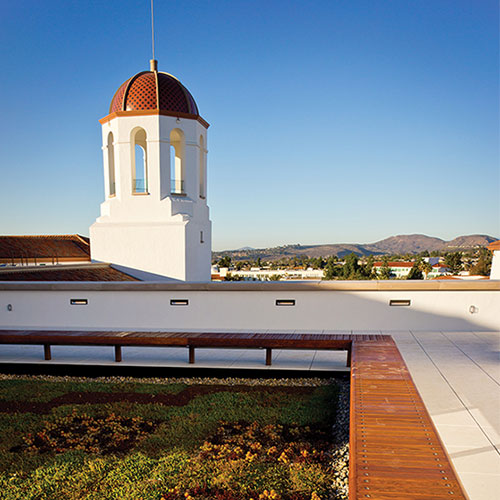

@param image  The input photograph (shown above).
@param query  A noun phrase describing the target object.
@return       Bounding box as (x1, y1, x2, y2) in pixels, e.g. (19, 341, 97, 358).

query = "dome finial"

(150, 59, 158, 72)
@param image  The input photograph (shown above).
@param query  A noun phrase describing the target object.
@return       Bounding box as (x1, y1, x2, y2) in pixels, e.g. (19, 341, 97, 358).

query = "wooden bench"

(0, 330, 354, 366)
(0, 329, 468, 499)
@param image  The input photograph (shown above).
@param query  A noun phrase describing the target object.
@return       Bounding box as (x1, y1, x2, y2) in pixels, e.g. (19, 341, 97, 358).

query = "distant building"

(372, 261, 451, 279)
(424, 257, 440, 266)
(427, 263, 451, 279)
(213, 266, 324, 281)
(372, 261, 414, 279)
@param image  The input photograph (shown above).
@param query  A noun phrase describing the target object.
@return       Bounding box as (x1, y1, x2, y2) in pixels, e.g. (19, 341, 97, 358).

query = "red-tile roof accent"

(488, 240, 500, 251)
(125, 72, 157, 110)
(429, 275, 489, 280)
(109, 78, 129, 112)
(109, 70, 199, 117)
(0, 264, 138, 281)
(0, 235, 90, 260)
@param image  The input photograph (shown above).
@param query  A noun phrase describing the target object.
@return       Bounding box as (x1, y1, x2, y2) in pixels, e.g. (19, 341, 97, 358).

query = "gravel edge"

(0, 373, 337, 387)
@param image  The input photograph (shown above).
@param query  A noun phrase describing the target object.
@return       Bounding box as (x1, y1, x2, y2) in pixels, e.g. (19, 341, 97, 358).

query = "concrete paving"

(0, 330, 498, 500)
(388, 330, 500, 500)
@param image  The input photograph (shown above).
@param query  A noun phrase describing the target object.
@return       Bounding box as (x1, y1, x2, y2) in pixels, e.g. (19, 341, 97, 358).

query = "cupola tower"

(90, 60, 211, 281)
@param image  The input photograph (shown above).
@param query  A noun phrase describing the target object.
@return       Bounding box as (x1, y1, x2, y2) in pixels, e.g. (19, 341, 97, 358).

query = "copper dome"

(109, 65, 199, 117)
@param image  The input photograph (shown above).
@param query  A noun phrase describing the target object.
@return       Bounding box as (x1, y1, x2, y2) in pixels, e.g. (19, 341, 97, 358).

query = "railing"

(171, 179, 185, 195)
(133, 179, 147, 193)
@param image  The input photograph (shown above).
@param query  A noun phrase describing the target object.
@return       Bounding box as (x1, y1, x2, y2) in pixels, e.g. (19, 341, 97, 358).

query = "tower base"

(90, 219, 211, 282)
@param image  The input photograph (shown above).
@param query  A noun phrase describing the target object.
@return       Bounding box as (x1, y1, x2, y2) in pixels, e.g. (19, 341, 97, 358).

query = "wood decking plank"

(349, 337, 467, 500)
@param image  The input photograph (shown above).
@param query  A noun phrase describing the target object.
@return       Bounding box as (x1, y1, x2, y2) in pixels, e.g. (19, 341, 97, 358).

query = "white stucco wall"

(490, 250, 500, 279)
(90, 114, 211, 281)
(0, 282, 498, 332)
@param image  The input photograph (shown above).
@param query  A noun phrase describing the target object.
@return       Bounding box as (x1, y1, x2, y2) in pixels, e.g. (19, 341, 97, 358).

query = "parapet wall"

(0, 280, 498, 332)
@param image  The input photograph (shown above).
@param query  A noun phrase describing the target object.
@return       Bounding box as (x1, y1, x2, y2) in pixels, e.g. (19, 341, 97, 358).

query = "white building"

(372, 261, 414, 278)
(231, 268, 324, 280)
(372, 260, 451, 279)
(90, 60, 212, 281)
(489, 240, 500, 279)
(427, 263, 451, 279)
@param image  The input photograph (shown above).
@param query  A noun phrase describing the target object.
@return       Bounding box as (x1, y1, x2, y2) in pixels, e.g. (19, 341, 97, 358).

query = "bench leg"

(44, 344, 51, 361)
(266, 348, 272, 366)
(346, 347, 351, 367)
(114, 346, 122, 362)
(189, 346, 195, 364)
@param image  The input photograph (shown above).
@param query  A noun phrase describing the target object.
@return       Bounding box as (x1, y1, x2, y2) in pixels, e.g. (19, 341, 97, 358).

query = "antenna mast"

(150, 0, 157, 71)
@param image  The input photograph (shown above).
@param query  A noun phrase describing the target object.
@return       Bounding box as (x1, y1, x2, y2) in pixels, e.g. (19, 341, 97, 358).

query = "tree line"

(213, 248, 492, 280)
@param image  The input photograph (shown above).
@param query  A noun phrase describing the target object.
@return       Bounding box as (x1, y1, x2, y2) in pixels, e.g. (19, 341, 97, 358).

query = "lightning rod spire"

(150, 0, 157, 71)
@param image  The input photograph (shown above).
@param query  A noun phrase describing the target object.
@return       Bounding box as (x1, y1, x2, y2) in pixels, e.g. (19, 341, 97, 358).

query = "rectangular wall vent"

(389, 299, 411, 307)
(276, 299, 296, 306)
(170, 299, 189, 306)
(70, 299, 88, 305)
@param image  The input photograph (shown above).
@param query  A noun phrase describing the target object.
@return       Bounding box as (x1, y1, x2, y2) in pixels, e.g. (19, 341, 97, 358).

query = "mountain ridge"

(213, 234, 498, 260)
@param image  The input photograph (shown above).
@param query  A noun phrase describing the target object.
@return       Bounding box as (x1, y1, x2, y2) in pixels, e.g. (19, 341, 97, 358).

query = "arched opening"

(199, 135, 206, 199)
(132, 128, 148, 194)
(170, 128, 185, 195)
(107, 132, 116, 197)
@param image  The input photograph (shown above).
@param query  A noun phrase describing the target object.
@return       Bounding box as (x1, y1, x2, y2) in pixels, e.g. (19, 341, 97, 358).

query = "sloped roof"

(0, 264, 138, 281)
(0, 235, 90, 260)
(487, 240, 500, 251)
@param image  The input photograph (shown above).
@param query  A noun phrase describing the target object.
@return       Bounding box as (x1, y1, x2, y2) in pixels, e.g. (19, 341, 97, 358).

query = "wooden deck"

(0, 330, 468, 499)
(350, 336, 468, 499)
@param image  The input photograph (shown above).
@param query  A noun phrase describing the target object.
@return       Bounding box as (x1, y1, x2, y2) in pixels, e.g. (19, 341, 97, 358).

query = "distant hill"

(213, 234, 498, 261)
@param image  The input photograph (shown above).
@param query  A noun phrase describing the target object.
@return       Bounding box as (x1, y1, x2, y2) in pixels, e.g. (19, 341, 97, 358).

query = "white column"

(101, 144, 110, 198)
(158, 139, 171, 199)
(490, 250, 500, 279)
(184, 140, 199, 199)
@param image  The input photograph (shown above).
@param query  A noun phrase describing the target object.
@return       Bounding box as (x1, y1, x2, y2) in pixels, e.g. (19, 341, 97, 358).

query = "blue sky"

(0, 0, 498, 251)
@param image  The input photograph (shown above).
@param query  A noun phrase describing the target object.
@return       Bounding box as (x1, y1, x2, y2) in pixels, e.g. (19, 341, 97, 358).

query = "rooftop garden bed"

(0, 374, 349, 500)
